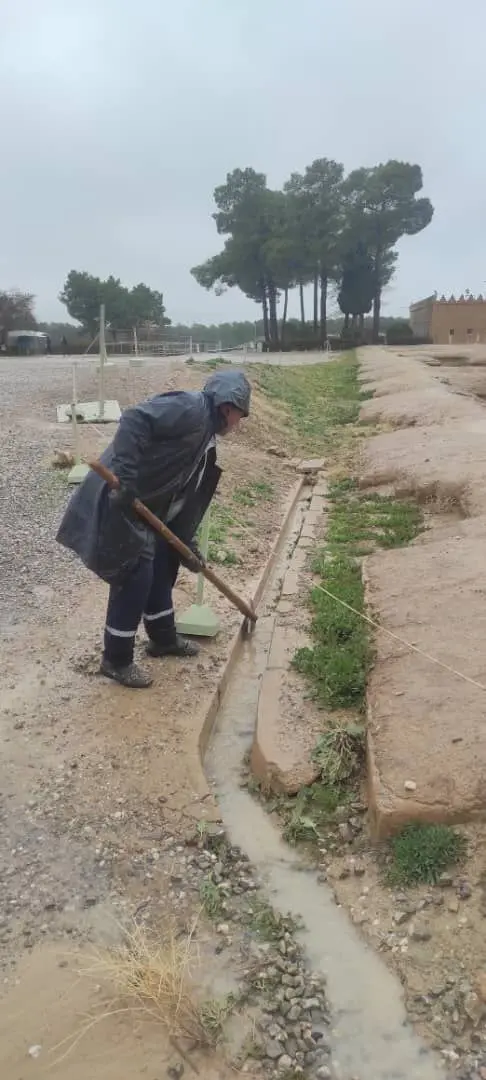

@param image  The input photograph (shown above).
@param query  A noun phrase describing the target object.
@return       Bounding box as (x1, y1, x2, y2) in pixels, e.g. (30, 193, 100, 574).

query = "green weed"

(246, 899, 297, 941)
(281, 783, 347, 846)
(253, 354, 361, 455)
(387, 824, 467, 886)
(199, 874, 224, 919)
(311, 722, 365, 785)
(294, 552, 371, 710)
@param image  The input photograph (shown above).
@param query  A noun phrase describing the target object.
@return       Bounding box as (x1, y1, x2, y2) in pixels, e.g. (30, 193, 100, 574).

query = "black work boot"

(100, 658, 154, 688)
(146, 634, 199, 659)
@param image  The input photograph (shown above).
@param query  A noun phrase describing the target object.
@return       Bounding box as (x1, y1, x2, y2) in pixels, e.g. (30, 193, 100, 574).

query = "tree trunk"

(372, 290, 381, 343)
(358, 313, 364, 335)
(343, 313, 350, 332)
(281, 287, 289, 342)
(313, 273, 318, 333)
(372, 252, 382, 343)
(319, 274, 327, 346)
(299, 282, 305, 327)
(268, 286, 279, 346)
(262, 295, 269, 343)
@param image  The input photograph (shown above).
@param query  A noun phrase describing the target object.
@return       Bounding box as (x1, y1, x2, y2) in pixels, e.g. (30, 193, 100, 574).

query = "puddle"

(205, 546, 446, 1079)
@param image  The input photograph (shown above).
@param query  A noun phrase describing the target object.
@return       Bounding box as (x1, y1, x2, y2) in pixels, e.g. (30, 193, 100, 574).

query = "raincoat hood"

(203, 369, 251, 418)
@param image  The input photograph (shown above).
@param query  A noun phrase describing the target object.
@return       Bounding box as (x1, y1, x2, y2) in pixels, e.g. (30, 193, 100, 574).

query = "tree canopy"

(0, 290, 37, 336)
(192, 158, 433, 345)
(59, 271, 170, 336)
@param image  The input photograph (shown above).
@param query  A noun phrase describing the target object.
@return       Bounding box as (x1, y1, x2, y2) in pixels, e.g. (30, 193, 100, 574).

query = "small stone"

(404, 780, 417, 792)
(302, 997, 320, 1011)
(475, 972, 486, 1003)
(393, 910, 410, 925)
(337, 822, 353, 844)
(216, 923, 230, 935)
(28, 1046, 42, 1059)
(167, 1065, 184, 1080)
(316, 1067, 332, 1079)
(439, 872, 454, 887)
(278, 1054, 293, 1070)
(265, 1039, 282, 1060)
(464, 991, 484, 1026)
(448, 898, 460, 914)
(410, 919, 432, 942)
(458, 880, 472, 900)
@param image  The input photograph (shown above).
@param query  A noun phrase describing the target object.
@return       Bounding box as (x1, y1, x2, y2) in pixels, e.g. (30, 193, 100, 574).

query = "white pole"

(196, 509, 211, 606)
(71, 363, 80, 464)
(99, 303, 106, 419)
(189, 335, 193, 357)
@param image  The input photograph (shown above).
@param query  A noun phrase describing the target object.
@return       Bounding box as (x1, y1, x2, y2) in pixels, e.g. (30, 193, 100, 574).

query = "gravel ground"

(0, 354, 341, 1080)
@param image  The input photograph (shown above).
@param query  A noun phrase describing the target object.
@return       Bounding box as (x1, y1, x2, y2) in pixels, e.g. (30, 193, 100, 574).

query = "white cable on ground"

(313, 581, 486, 693)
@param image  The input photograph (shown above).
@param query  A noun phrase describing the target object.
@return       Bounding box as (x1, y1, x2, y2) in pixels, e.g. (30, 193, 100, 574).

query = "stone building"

(409, 293, 486, 345)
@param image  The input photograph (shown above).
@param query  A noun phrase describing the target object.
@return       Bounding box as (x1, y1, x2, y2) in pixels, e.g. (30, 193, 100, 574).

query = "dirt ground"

(0, 355, 298, 1077)
(322, 346, 486, 1067)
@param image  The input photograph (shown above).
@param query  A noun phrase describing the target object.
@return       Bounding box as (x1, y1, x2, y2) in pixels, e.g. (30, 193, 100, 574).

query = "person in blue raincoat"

(56, 369, 251, 688)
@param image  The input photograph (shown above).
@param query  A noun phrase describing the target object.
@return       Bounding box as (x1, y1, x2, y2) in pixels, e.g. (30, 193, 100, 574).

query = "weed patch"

(253, 354, 362, 455)
(245, 899, 297, 942)
(387, 824, 467, 886)
(294, 553, 371, 710)
(263, 781, 350, 848)
(199, 874, 224, 919)
(311, 722, 365, 785)
(295, 482, 424, 711)
(202, 481, 274, 566)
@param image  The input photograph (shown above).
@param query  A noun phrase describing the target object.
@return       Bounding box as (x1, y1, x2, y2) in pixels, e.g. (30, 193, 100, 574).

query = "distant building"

(409, 293, 486, 345)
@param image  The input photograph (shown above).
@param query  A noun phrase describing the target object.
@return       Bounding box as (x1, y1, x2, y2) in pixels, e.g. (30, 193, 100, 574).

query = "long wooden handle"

(88, 458, 257, 624)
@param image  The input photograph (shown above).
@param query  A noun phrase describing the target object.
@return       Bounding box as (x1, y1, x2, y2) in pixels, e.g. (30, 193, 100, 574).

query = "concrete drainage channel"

(204, 482, 446, 1080)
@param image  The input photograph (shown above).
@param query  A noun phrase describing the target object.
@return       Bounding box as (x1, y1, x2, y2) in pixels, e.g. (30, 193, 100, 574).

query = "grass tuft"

(78, 920, 216, 1049)
(199, 874, 224, 919)
(311, 721, 365, 785)
(387, 823, 467, 886)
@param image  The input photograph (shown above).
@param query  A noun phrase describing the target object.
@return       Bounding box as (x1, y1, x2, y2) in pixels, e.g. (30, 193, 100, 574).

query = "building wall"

(410, 295, 486, 345)
(410, 296, 435, 338)
(431, 300, 486, 345)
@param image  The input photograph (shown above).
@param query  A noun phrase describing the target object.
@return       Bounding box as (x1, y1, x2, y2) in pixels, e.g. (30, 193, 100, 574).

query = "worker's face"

(219, 404, 245, 435)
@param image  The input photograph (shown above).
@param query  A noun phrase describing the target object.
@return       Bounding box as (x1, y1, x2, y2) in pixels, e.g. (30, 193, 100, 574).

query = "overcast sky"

(2, 0, 486, 326)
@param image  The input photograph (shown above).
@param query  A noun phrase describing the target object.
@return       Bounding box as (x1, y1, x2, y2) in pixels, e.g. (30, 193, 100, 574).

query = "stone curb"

(182, 476, 306, 820)
(250, 474, 328, 796)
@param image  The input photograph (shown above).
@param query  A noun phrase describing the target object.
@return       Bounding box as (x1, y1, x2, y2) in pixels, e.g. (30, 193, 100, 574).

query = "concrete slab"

(310, 495, 327, 514)
(280, 571, 300, 597)
(67, 463, 90, 485)
(57, 400, 121, 424)
(176, 603, 220, 637)
(297, 458, 325, 474)
(267, 625, 306, 670)
(251, 668, 320, 794)
(364, 521, 486, 838)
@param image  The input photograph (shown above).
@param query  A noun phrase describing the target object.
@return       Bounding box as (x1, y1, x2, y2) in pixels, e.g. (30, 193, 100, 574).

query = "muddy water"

(206, 608, 446, 1078)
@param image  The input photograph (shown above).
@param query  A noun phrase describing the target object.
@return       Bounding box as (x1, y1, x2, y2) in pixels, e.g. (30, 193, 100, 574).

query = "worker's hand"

(181, 538, 206, 573)
(108, 485, 137, 512)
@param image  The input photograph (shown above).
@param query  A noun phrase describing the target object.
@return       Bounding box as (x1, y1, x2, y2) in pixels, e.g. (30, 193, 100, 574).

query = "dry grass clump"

(82, 920, 212, 1046)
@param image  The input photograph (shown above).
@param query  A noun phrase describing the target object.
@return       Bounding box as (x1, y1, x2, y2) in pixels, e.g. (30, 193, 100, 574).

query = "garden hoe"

(88, 459, 257, 636)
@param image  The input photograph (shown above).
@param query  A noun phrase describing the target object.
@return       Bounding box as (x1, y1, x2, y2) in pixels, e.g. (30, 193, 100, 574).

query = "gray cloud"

(2, 0, 486, 324)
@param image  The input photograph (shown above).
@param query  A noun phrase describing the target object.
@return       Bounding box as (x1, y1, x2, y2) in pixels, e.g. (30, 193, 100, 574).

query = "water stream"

(205, 529, 446, 1080)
